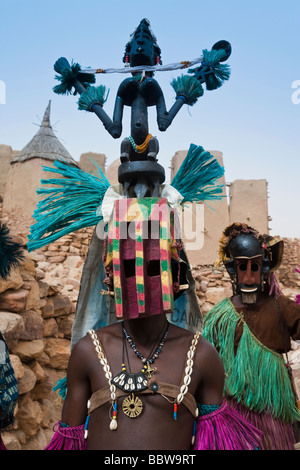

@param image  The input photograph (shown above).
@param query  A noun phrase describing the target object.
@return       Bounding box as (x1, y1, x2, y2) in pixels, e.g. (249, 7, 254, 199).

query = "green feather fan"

(27, 160, 110, 251)
(188, 48, 231, 91)
(53, 58, 96, 95)
(171, 144, 225, 205)
(77, 85, 109, 111)
(170, 75, 204, 105)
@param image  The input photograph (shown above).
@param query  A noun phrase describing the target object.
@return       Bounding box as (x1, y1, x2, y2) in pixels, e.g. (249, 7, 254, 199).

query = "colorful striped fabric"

(104, 197, 179, 318)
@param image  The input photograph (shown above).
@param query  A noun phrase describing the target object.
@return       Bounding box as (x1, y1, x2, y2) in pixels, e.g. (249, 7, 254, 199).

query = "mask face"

(119, 220, 166, 318)
(124, 19, 160, 67)
(224, 233, 269, 304)
(129, 30, 156, 66)
(235, 256, 262, 304)
(104, 198, 183, 319)
(221, 226, 282, 305)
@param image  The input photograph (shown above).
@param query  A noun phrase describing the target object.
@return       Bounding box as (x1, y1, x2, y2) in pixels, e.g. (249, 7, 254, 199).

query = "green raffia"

(27, 160, 110, 251)
(0, 223, 24, 279)
(77, 85, 109, 111)
(53, 376, 67, 399)
(170, 74, 204, 105)
(170, 143, 225, 205)
(53, 58, 96, 95)
(203, 298, 300, 423)
(188, 48, 231, 91)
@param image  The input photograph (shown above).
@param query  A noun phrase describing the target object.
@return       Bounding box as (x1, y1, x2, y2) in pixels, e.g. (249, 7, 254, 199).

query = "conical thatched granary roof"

(11, 101, 78, 167)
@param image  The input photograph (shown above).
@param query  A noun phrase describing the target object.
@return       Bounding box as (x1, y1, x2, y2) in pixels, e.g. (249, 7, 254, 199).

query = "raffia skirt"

(226, 397, 297, 450)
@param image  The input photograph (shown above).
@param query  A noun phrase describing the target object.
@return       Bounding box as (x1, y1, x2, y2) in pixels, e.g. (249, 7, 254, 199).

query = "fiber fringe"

(53, 58, 96, 95)
(188, 48, 231, 91)
(0, 223, 24, 279)
(227, 397, 296, 450)
(170, 75, 204, 105)
(53, 376, 67, 400)
(171, 143, 225, 205)
(78, 85, 109, 111)
(27, 160, 110, 251)
(203, 297, 300, 423)
(45, 422, 86, 450)
(193, 400, 262, 450)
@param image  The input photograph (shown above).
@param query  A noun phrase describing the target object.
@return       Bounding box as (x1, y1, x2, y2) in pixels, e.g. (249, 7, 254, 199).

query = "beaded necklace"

(122, 320, 169, 377)
(111, 320, 169, 418)
(127, 133, 153, 153)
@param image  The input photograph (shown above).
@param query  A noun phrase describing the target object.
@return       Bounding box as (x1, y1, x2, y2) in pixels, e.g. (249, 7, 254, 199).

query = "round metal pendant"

(122, 393, 143, 418)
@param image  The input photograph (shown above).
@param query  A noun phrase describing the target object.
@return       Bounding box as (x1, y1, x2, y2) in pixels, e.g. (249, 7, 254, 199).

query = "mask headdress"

(123, 18, 162, 70)
(102, 197, 185, 320)
(27, 19, 232, 400)
(216, 222, 283, 302)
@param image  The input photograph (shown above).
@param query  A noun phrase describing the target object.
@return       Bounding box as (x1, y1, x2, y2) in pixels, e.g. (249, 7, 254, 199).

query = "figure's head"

(217, 223, 283, 304)
(102, 197, 188, 319)
(123, 18, 162, 70)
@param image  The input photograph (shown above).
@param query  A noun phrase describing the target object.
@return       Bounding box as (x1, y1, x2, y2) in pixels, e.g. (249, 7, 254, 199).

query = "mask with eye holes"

(102, 197, 188, 319)
(224, 233, 271, 304)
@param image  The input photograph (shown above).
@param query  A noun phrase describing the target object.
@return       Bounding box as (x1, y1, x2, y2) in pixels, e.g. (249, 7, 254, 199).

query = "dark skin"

(62, 314, 225, 450)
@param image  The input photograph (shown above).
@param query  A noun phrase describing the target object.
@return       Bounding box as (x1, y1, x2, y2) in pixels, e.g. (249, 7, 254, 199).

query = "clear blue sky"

(1, 0, 299, 238)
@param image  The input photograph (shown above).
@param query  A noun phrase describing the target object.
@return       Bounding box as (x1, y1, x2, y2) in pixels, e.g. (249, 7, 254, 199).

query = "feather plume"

(53, 58, 96, 95)
(28, 160, 110, 251)
(0, 223, 24, 279)
(171, 144, 225, 205)
(170, 75, 203, 105)
(188, 48, 231, 90)
(77, 85, 109, 111)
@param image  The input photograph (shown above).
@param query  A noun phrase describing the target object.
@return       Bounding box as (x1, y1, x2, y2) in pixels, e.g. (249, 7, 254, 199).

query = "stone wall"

(276, 237, 300, 289)
(1, 222, 299, 449)
(0, 227, 93, 450)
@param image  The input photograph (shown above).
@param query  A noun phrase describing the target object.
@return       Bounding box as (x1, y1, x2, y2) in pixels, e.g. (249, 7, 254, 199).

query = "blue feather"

(170, 75, 204, 105)
(53, 376, 67, 399)
(77, 85, 109, 111)
(53, 58, 96, 95)
(27, 160, 110, 251)
(171, 144, 225, 205)
(0, 223, 24, 279)
(188, 49, 231, 91)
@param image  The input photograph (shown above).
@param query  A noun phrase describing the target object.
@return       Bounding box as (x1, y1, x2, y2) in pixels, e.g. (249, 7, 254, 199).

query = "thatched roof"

(11, 101, 78, 167)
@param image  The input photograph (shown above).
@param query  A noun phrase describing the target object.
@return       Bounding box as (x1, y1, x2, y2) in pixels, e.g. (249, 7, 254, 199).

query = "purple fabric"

(268, 272, 283, 299)
(45, 422, 86, 450)
(226, 397, 296, 450)
(0, 435, 7, 450)
(192, 400, 262, 450)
